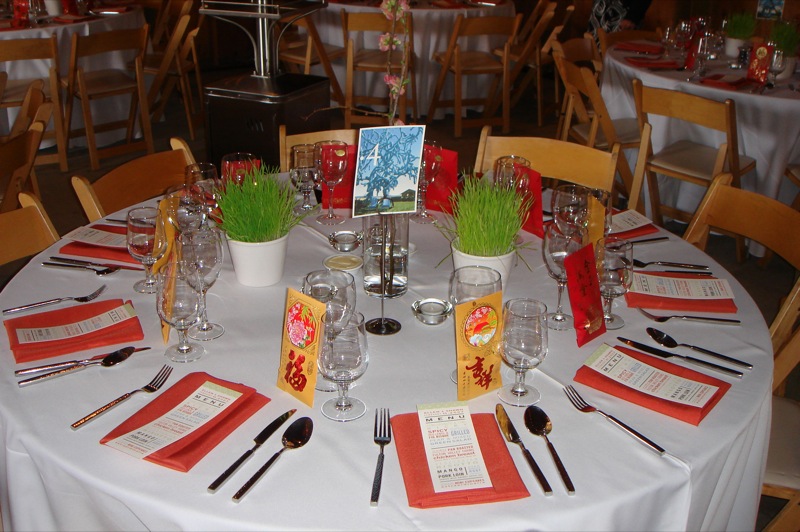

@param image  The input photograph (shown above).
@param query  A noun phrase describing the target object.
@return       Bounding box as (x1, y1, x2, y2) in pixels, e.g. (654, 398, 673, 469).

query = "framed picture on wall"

(757, 0, 784, 20)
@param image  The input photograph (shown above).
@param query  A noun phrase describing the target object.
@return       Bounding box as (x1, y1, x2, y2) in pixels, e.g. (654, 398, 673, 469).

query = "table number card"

(417, 402, 492, 493)
(565, 244, 606, 346)
(453, 291, 503, 401)
(746, 43, 773, 84)
(276, 288, 326, 406)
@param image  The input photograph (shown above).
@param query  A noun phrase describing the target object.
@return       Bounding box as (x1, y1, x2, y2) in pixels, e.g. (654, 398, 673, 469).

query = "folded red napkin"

(611, 223, 659, 239)
(321, 145, 357, 209)
(699, 74, 751, 91)
(101, 372, 269, 472)
(625, 271, 738, 313)
(426, 147, 458, 214)
(4, 299, 144, 363)
(615, 42, 665, 55)
(391, 412, 529, 508)
(59, 224, 140, 265)
(574, 345, 731, 425)
(624, 57, 681, 69)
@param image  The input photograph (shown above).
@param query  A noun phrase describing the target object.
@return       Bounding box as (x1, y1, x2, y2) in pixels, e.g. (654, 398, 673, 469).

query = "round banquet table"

(310, 0, 516, 118)
(0, 8, 147, 147)
(0, 207, 772, 531)
(601, 45, 800, 216)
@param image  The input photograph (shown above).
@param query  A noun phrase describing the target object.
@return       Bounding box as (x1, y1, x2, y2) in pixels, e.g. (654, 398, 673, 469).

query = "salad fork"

(2, 285, 107, 315)
(370, 408, 391, 506)
(636, 307, 741, 325)
(563, 385, 665, 455)
(71, 365, 173, 429)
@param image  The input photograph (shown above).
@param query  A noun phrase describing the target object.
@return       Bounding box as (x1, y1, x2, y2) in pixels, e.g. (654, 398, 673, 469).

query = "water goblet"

(290, 144, 318, 214)
(596, 237, 633, 330)
(126, 207, 167, 294)
(767, 46, 786, 89)
(542, 224, 580, 331)
(185, 162, 221, 228)
(497, 298, 548, 407)
(661, 25, 675, 59)
(164, 184, 206, 234)
(157, 263, 204, 363)
(551, 183, 590, 238)
(318, 312, 369, 422)
(181, 227, 225, 341)
(492, 155, 530, 193)
(221, 152, 256, 185)
(314, 140, 348, 225)
(411, 140, 443, 224)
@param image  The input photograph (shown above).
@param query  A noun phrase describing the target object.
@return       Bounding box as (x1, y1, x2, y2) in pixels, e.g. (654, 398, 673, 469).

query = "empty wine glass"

(767, 46, 786, 88)
(157, 262, 204, 363)
(493, 155, 530, 193)
(551, 183, 590, 238)
(596, 237, 633, 330)
(290, 144, 318, 214)
(180, 227, 224, 341)
(185, 162, 220, 227)
(126, 207, 167, 294)
(318, 312, 369, 422)
(661, 25, 675, 59)
(674, 20, 693, 61)
(497, 298, 548, 407)
(542, 224, 580, 331)
(221, 152, 256, 184)
(164, 184, 205, 234)
(411, 140, 442, 224)
(314, 140, 348, 225)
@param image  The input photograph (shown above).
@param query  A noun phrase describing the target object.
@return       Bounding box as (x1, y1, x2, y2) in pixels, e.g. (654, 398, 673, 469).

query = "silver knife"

(629, 236, 669, 245)
(207, 409, 297, 493)
(49, 256, 143, 271)
(618, 337, 743, 378)
(495, 404, 552, 496)
(14, 347, 150, 375)
(16, 347, 150, 386)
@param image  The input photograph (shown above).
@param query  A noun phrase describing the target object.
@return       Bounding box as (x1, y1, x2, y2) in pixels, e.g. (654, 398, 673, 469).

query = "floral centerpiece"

(379, 0, 411, 125)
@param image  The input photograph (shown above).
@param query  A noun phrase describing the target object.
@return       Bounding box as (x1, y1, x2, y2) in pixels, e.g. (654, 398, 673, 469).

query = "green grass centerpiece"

(725, 12, 757, 40)
(769, 21, 800, 54)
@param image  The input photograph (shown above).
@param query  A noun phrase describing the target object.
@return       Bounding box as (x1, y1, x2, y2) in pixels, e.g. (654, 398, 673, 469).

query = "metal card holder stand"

(365, 213, 402, 335)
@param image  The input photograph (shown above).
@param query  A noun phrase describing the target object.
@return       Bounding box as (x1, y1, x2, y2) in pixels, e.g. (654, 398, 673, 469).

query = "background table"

(0, 208, 772, 531)
(311, 0, 516, 118)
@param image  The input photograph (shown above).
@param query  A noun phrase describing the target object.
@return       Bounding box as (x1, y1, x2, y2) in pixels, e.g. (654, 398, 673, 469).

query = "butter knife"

(49, 256, 143, 271)
(495, 404, 553, 496)
(208, 409, 297, 493)
(618, 337, 744, 378)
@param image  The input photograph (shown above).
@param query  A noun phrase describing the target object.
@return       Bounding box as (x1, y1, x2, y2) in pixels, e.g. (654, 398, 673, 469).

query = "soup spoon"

(646, 328, 752, 369)
(524, 405, 575, 495)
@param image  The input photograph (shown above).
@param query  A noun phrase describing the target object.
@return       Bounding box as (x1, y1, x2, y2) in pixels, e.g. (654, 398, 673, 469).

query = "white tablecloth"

(0, 209, 771, 531)
(310, 0, 515, 118)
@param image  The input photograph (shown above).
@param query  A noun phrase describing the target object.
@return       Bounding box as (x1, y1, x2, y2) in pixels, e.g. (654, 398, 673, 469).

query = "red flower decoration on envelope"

(286, 301, 319, 349)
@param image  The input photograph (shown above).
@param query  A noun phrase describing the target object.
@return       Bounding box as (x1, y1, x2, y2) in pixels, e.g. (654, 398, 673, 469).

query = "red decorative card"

(564, 244, 606, 346)
(746, 43, 773, 84)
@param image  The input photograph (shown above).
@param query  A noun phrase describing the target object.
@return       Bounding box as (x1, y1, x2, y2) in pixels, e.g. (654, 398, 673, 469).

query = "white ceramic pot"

(43, 0, 62, 15)
(227, 234, 289, 287)
(777, 56, 797, 81)
(724, 37, 746, 59)
(451, 239, 515, 292)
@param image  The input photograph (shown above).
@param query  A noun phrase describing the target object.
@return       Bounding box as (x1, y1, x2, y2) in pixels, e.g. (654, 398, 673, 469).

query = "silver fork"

(2, 285, 107, 315)
(636, 307, 741, 325)
(71, 365, 174, 429)
(370, 408, 391, 506)
(563, 385, 665, 455)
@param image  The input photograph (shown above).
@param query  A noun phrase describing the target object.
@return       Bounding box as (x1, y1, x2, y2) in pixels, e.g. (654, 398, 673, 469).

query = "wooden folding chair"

(0, 34, 69, 171)
(71, 144, 193, 222)
(0, 192, 59, 266)
(550, 33, 602, 135)
(151, 0, 195, 52)
(0, 121, 45, 213)
(278, 124, 358, 172)
(597, 28, 663, 58)
(427, 13, 522, 137)
(683, 176, 800, 532)
(63, 25, 154, 170)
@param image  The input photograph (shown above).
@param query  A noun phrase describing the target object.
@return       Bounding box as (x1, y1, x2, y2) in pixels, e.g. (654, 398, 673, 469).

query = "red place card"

(565, 244, 606, 346)
(747, 43, 773, 85)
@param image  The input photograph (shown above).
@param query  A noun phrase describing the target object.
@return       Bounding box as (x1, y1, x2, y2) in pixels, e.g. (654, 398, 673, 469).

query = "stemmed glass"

(542, 224, 580, 331)
(767, 46, 786, 89)
(126, 207, 167, 294)
(497, 298, 548, 407)
(180, 227, 225, 341)
(221, 152, 256, 184)
(289, 144, 318, 214)
(314, 140, 348, 225)
(551, 183, 590, 238)
(661, 25, 675, 59)
(493, 155, 530, 194)
(164, 184, 205, 234)
(185, 162, 220, 227)
(411, 140, 443, 224)
(674, 20, 693, 62)
(317, 312, 369, 422)
(157, 262, 204, 363)
(596, 237, 633, 330)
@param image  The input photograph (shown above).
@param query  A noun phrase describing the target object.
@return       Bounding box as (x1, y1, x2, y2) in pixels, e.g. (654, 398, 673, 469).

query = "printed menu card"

(625, 272, 738, 313)
(453, 291, 503, 401)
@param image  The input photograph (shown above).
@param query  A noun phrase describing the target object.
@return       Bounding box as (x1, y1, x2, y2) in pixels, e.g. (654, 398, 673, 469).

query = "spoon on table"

(232, 417, 313, 502)
(645, 328, 753, 369)
(524, 406, 575, 495)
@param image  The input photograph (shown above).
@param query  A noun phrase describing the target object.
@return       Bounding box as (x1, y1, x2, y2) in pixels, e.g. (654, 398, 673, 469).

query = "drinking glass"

(318, 312, 369, 422)
(596, 237, 633, 330)
(180, 227, 225, 341)
(411, 140, 442, 224)
(551, 183, 590, 238)
(289, 144, 318, 214)
(157, 263, 204, 363)
(185, 162, 220, 223)
(588, 188, 613, 239)
(314, 140, 348, 225)
(674, 21, 692, 61)
(126, 207, 167, 294)
(164, 184, 206, 234)
(492, 155, 530, 194)
(661, 25, 675, 59)
(542, 224, 580, 331)
(221, 152, 256, 184)
(497, 299, 548, 406)
(767, 46, 786, 88)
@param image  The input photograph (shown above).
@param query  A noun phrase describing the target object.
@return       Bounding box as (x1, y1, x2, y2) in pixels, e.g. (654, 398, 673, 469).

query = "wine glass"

(596, 237, 633, 330)
(126, 207, 167, 294)
(551, 183, 590, 238)
(314, 140, 348, 225)
(318, 312, 369, 422)
(542, 224, 580, 331)
(185, 162, 220, 226)
(157, 262, 204, 363)
(411, 141, 443, 224)
(661, 25, 675, 59)
(767, 46, 786, 89)
(497, 298, 548, 407)
(493, 155, 530, 193)
(180, 227, 225, 341)
(674, 20, 693, 61)
(221, 152, 256, 185)
(164, 184, 205, 234)
(290, 144, 318, 214)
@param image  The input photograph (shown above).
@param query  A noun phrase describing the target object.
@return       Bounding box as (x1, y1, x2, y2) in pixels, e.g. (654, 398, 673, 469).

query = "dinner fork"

(71, 365, 173, 429)
(632, 259, 708, 270)
(637, 307, 741, 325)
(2, 285, 107, 315)
(370, 408, 391, 506)
(563, 385, 666, 455)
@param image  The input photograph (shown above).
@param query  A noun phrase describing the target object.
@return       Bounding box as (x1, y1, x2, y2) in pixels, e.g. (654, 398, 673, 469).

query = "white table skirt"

(0, 208, 771, 531)
(310, 0, 516, 119)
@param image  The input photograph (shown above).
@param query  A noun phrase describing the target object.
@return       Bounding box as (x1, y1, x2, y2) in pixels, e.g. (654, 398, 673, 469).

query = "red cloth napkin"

(426, 147, 458, 214)
(624, 57, 681, 69)
(4, 299, 144, 363)
(59, 224, 140, 265)
(100, 372, 270, 472)
(321, 145, 357, 209)
(611, 223, 659, 239)
(615, 42, 665, 55)
(391, 412, 529, 508)
(625, 271, 738, 313)
(521, 167, 543, 238)
(574, 345, 731, 425)
(699, 74, 751, 91)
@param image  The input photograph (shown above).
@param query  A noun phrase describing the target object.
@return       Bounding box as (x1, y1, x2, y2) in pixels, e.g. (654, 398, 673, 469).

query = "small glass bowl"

(329, 231, 363, 252)
(323, 254, 363, 274)
(411, 298, 453, 326)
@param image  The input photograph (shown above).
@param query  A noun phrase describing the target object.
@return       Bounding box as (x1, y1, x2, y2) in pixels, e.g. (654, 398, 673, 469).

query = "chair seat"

(352, 48, 405, 71)
(80, 70, 138, 97)
(1, 78, 54, 105)
(434, 50, 503, 73)
(764, 396, 800, 490)
(650, 140, 756, 182)
(283, 42, 345, 65)
(571, 117, 639, 149)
